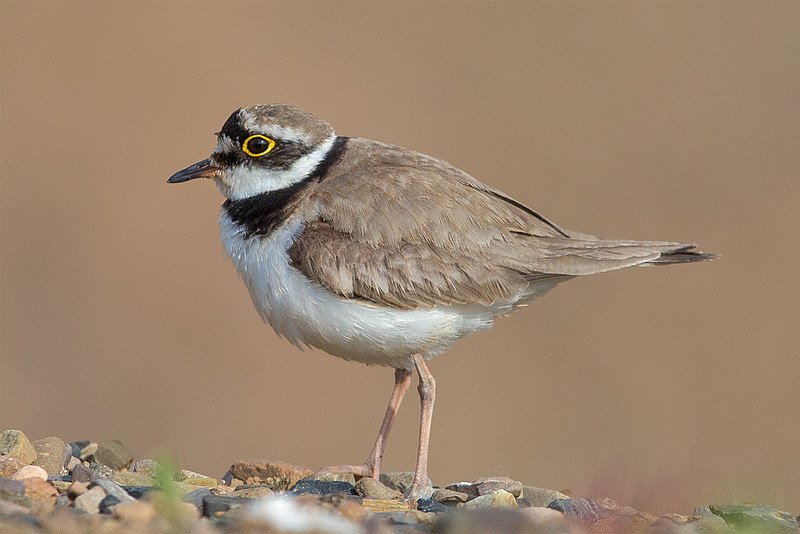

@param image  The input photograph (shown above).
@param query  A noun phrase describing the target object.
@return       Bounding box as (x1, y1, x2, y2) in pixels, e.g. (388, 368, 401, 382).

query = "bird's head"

(168, 104, 335, 200)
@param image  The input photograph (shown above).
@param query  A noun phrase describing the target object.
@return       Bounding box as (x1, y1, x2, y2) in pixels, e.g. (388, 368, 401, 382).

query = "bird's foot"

(403, 482, 434, 506)
(313, 462, 373, 479)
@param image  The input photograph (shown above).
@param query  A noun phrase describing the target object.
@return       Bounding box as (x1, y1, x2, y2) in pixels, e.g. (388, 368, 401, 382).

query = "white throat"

(217, 134, 336, 200)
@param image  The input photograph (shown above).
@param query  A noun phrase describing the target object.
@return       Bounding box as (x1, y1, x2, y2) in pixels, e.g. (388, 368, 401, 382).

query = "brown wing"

(287, 138, 709, 309)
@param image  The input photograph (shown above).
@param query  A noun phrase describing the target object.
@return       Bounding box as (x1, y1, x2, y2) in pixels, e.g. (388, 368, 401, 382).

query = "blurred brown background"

(1, 1, 798, 515)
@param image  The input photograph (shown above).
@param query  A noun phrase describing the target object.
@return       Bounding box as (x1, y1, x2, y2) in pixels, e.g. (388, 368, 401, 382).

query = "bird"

(168, 104, 715, 502)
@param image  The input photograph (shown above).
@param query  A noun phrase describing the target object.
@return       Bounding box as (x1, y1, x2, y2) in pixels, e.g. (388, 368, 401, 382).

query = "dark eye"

(242, 134, 275, 157)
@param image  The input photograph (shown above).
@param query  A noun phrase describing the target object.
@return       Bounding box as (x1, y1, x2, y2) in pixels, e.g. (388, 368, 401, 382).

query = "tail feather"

(646, 247, 718, 265)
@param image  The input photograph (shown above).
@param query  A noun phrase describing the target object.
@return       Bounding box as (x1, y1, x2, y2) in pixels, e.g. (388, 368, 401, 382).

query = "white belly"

(218, 211, 559, 369)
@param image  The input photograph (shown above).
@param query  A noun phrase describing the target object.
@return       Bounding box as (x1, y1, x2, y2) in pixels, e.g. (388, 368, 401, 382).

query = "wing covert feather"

(286, 138, 705, 309)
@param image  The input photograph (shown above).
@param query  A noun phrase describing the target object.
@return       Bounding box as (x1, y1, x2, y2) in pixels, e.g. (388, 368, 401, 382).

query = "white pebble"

(11, 465, 48, 481)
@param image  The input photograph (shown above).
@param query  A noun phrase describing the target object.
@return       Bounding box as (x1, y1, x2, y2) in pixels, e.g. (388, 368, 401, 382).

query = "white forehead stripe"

(240, 113, 313, 144)
(220, 134, 336, 200)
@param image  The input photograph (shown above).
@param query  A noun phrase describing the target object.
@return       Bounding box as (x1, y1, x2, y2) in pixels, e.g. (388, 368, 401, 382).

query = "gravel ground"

(1, 430, 797, 533)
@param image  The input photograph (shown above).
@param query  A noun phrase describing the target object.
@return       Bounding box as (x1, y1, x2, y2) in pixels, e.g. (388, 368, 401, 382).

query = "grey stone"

(0, 478, 25, 496)
(68, 440, 90, 458)
(708, 503, 799, 532)
(312, 471, 357, 485)
(476, 478, 523, 498)
(130, 458, 160, 477)
(99, 494, 123, 514)
(549, 497, 618, 523)
(0, 430, 37, 464)
(549, 497, 656, 530)
(291, 479, 356, 495)
(32, 437, 66, 475)
(461, 490, 518, 509)
(182, 487, 212, 509)
(86, 461, 113, 479)
(70, 463, 94, 483)
(416, 498, 447, 513)
(74, 486, 106, 514)
(445, 482, 479, 497)
(379, 471, 432, 494)
(65, 455, 80, 473)
(521, 486, 570, 507)
(355, 477, 402, 500)
(432, 488, 469, 504)
(120, 486, 154, 499)
(90, 478, 134, 504)
(201, 494, 250, 518)
(94, 440, 133, 470)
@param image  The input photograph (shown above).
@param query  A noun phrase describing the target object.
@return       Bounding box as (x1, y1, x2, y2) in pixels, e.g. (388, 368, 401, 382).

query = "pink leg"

(317, 368, 412, 478)
(407, 355, 436, 500)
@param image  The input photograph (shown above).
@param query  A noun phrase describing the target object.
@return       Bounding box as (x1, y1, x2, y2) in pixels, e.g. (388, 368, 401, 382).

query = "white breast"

(217, 211, 516, 369)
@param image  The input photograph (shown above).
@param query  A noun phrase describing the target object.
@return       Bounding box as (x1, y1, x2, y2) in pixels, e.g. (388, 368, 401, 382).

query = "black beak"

(168, 158, 221, 183)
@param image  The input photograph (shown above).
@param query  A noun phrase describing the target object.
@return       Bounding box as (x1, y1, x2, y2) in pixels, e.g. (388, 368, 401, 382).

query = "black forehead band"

(219, 109, 250, 144)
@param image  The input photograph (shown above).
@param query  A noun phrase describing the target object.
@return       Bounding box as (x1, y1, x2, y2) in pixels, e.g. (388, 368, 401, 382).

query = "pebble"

(354, 477, 402, 500)
(11, 465, 48, 481)
(0, 429, 37, 464)
(74, 485, 106, 514)
(445, 481, 479, 497)
(111, 500, 156, 524)
(31, 437, 66, 476)
(291, 479, 356, 496)
(313, 471, 357, 485)
(130, 458, 159, 477)
(379, 471, 431, 494)
(182, 476, 219, 487)
(417, 498, 448, 513)
(475, 477, 523, 498)
(90, 478, 135, 505)
(110, 470, 156, 487)
(174, 468, 211, 482)
(22, 479, 57, 506)
(64, 455, 80, 473)
(0, 456, 26, 478)
(86, 461, 113, 479)
(75, 441, 98, 461)
(0, 477, 25, 496)
(521, 485, 571, 507)
(182, 487, 212, 509)
(67, 482, 89, 499)
(202, 494, 250, 518)
(229, 460, 313, 490)
(70, 463, 94, 483)
(461, 489, 518, 509)
(94, 440, 133, 470)
(362, 498, 412, 512)
(432, 488, 470, 504)
(230, 485, 275, 499)
(708, 503, 799, 532)
(99, 494, 125, 514)
(549, 497, 657, 529)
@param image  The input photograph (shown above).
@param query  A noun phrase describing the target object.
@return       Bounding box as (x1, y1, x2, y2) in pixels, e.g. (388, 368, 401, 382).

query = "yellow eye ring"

(242, 134, 276, 157)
